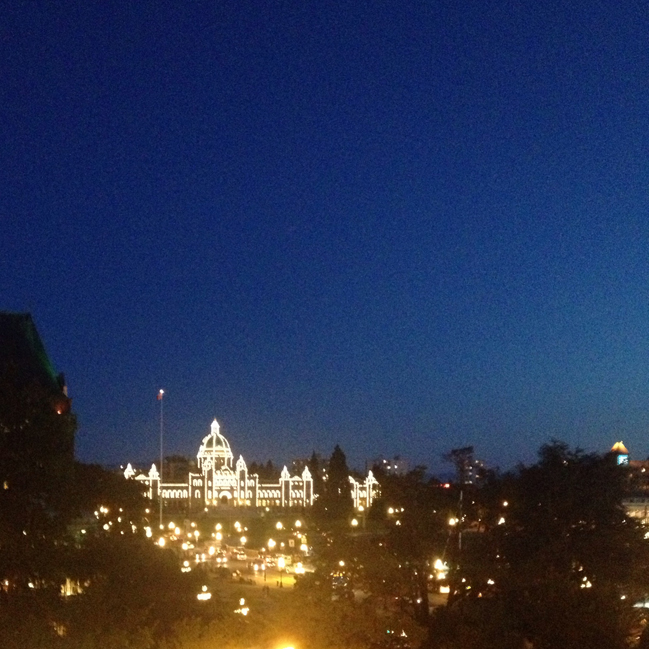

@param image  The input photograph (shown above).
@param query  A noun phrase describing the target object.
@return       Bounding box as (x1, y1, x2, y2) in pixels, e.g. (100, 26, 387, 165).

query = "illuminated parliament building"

(124, 419, 379, 511)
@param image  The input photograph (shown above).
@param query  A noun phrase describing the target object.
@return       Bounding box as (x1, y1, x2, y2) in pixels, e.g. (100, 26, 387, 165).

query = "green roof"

(0, 312, 63, 393)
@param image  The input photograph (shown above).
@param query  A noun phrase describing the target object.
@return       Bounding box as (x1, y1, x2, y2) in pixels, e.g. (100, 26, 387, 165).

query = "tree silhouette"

(312, 445, 353, 527)
(427, 441, 649, 649)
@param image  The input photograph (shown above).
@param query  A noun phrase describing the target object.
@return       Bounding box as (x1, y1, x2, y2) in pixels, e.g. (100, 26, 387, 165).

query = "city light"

(197, 585, 211, 601)
(235, 597, 250, 615)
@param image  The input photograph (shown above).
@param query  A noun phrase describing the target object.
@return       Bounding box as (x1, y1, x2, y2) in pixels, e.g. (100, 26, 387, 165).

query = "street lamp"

(158, 389, 164, 528)
(278, 556, 285, 588)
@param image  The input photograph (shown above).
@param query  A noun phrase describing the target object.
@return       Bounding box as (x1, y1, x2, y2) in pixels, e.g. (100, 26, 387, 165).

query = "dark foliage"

(312, 445, 354, 527)
(427, 441, 649, 649)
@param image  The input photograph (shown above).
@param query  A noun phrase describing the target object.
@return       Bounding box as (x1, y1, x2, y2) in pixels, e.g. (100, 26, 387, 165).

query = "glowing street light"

(278, 556, 285, 587)
(197, 585, 211, 601)
(268, 538, 276, 550)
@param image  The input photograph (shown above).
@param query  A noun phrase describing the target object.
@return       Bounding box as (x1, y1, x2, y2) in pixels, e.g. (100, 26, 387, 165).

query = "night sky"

(2, 0, 649, 474)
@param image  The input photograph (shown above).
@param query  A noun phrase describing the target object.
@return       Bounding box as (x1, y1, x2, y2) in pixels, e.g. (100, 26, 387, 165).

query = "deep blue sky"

(2, 0, 649, 473)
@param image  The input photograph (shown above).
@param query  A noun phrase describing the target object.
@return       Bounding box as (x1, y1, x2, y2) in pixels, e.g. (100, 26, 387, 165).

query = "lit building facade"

(611, 441, 649, 525)
(124, 419, 378, 511)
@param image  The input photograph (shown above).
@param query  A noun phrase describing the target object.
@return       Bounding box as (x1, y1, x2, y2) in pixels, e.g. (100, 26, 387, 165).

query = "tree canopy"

(427, 441, 649, 649)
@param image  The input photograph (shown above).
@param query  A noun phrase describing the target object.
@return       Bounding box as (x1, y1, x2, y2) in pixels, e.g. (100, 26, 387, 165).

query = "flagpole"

(158, 389, 164, 529)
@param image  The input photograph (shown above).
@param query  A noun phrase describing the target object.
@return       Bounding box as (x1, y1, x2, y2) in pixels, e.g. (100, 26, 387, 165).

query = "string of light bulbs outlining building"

(124, 418, 379, 511)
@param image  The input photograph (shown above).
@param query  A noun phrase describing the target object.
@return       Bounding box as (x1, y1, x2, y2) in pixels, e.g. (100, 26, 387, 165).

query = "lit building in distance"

(611, 441, 649, 525)
(611, 441, 630, 465)
(374, 455, 409, 476)
(124, 419, 378, 511)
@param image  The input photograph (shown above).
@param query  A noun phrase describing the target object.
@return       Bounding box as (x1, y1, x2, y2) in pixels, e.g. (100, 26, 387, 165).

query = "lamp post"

(278, 556, 285, 588)
(158, 389, 164, 528)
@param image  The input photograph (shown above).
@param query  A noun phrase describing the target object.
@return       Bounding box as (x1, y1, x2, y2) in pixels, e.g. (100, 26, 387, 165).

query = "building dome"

(611, 441, 629, 455)
(197, 419, 234, 471)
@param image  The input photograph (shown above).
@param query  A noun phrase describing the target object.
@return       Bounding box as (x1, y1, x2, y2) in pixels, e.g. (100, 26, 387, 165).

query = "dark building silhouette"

(0, 312, 70, 414)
